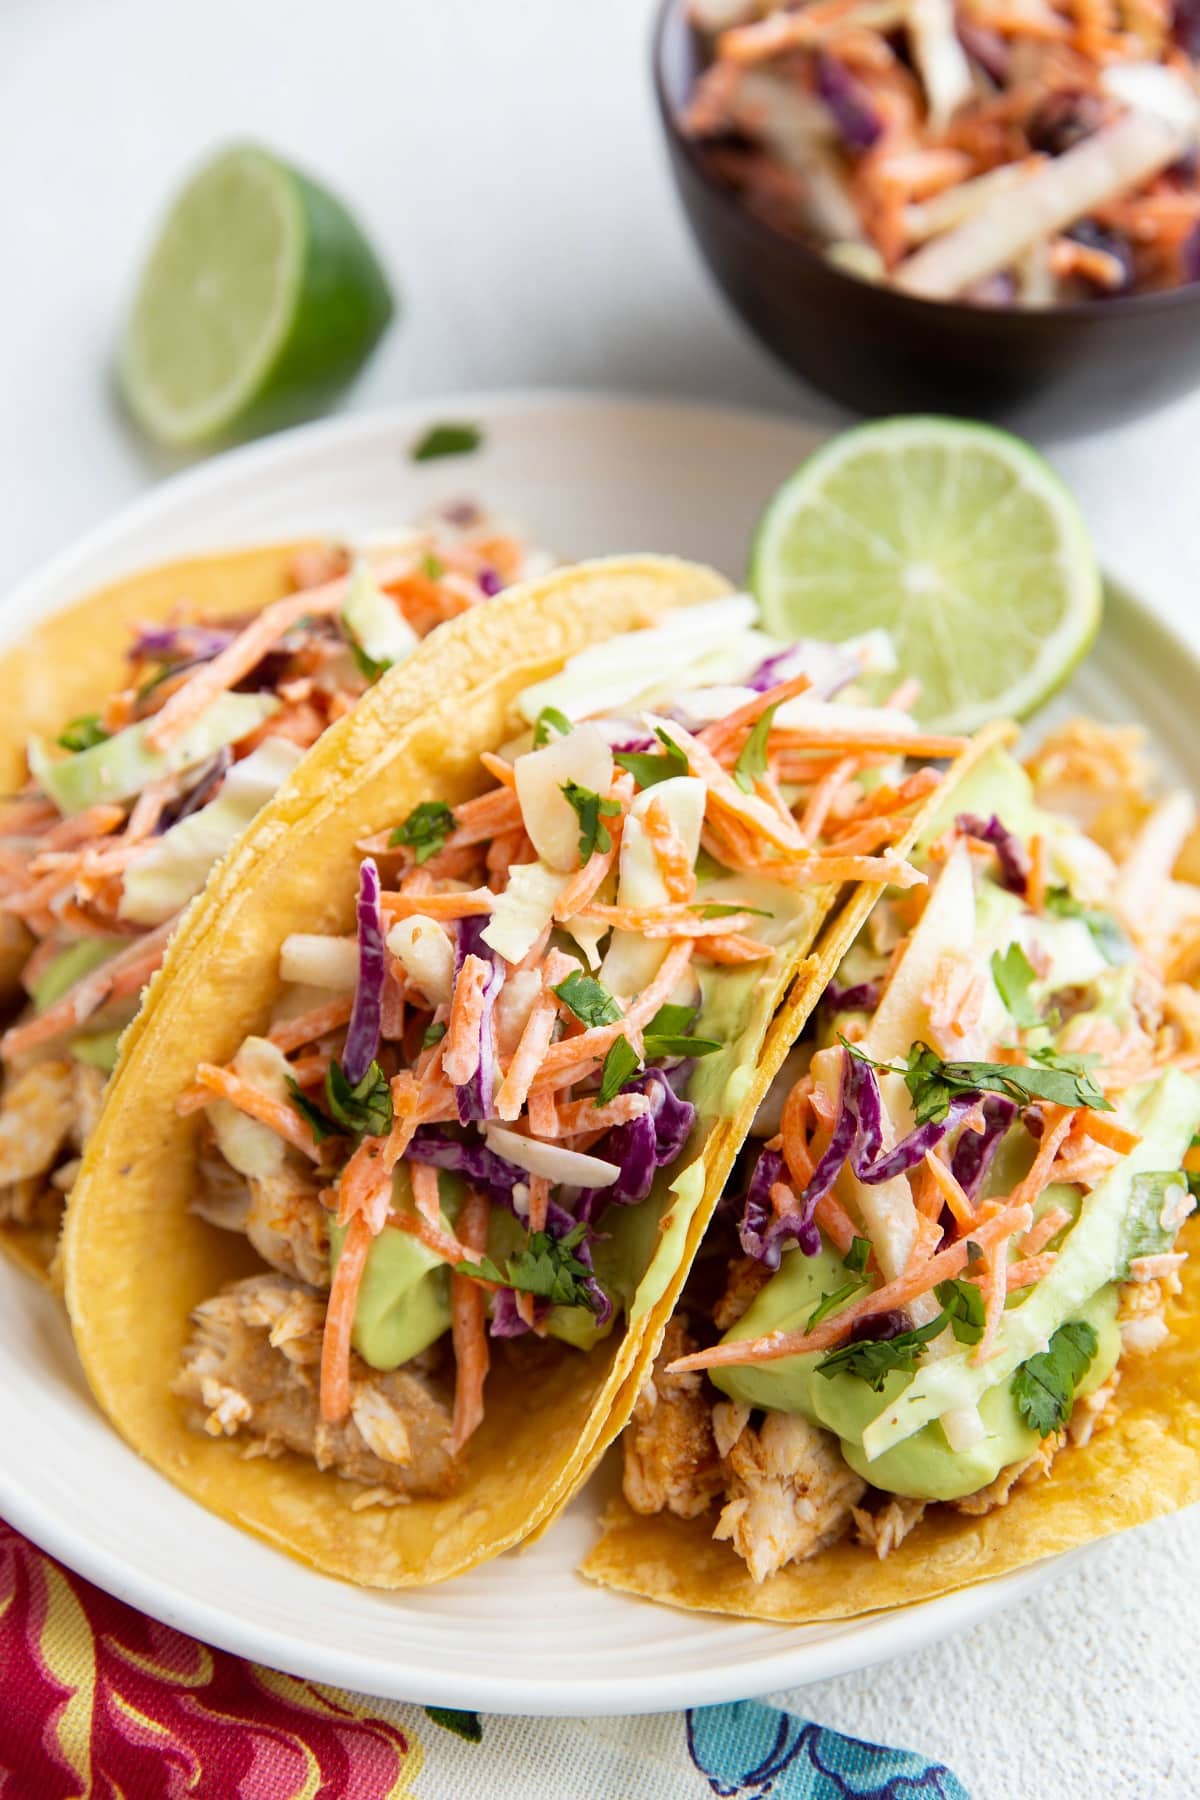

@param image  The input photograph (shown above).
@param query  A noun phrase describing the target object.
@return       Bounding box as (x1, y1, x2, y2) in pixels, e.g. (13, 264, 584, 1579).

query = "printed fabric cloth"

(0, 1518, 969, 1799)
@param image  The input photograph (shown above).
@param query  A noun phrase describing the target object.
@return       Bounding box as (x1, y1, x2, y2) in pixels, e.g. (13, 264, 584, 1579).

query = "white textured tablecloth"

(3, 2, 1197, 1793)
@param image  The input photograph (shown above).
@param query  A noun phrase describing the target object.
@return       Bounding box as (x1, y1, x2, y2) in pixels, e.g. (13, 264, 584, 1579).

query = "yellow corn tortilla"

(63, 567, 999, 1591)
(0, 541, 321, 1282)
(581, 1212, 1200, 1620)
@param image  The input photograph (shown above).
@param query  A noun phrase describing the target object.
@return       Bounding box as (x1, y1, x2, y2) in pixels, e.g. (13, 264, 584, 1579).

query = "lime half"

(119, 144, 394, 448)
(750, 418, 1102, 733)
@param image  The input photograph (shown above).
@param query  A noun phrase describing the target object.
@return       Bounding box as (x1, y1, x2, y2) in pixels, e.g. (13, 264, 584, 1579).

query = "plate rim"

(0, 390, 1187, 1714)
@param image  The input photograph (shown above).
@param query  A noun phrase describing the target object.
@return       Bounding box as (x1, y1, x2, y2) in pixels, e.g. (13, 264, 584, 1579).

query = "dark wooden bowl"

(653, 0, 1200, 433)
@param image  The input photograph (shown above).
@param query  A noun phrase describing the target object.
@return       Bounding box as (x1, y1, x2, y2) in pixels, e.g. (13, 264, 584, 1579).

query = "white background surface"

(2, 2, 1197, 1795)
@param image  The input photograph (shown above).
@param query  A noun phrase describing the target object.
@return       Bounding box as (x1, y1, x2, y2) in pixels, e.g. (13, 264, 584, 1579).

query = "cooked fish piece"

(852, 1495, 927, 1560)
(713, 1410, 865, 1583)
(190, 1150, 331, 1291)
(0, 1060, 77, 1190)
(174, 1273, 458, 1497)
(623, 1318, 724, 1521)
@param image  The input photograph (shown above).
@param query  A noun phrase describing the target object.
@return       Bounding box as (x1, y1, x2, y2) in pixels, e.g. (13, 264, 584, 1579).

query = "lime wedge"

(119, 144, 394, 449)
(750, 418, 1102, 733)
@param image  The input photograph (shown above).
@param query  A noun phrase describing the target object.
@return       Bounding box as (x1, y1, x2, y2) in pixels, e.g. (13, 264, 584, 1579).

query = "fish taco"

(0, 511, 542, 1280)
(64, 555, 978, 1587)
(584, 725, 1200, 1619)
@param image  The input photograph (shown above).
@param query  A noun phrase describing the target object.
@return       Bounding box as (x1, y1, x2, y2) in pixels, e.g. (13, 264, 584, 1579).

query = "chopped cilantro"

(934, 1277, 986, 1345)
(1012, 1319, 1098, 1436)
(844, 1037, 1111, 1125)
(420, 552, 445, 581)
(597, 1036, 640, 1105)
(561, 779, 621, 863)
(642, 999, 721, 1061)
(817, 1311, 948, 1391)
(533, 704, 573, 748)
(990, 942, 1040, 1030)
(807, 1278, 869, 1332)
(1045, 887, 1130, 965)
(423, 1020, 447, 1049)
(457, 1220, 600, 1312)
(553, 970, 622, 1028)
(733, 701, 781, 794)
(288, 1058, 393, 1143)
(845, 1236, 871, 1275)
(346, 631, 391, 683)
(57, 714, 109, 753)
(613, 729, 689, 790)
(389, 799, 456, 863)
(411, 422, 483, 462)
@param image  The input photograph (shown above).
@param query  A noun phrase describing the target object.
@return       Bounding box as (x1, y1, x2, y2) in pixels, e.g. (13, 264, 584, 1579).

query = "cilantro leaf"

(346, 631, 391, 683)
(57, 714, 109, 753)
(597, 1036, 640, 1105)
(389, 799, 456, 863)
(561, 779, 621, 862)
(457, 1220, 601, 1313)
(289, 1059, 394, 1143)
(807, 1239, 875, 1329)
(845, 1236, 871, 1275)
(613, 729, 689, 790)
(423, 1020, 447, 1049)
(1012, 1319, 1098, 1436)
(845, 1038, 1111, 1125)
(420, 552, 445, 581)
(817, 1311, 948, 1391)
(411, 422, 483, 462)
(642, 999, 721, 1061)
(1045, 887, 1130, 965)
(934, 1278, 986, 1345)
(733, 701, 781, 794)
(553, 970, 622, 1028)
(533, 705, 573, 748)
(990, 942, 1040, 1030)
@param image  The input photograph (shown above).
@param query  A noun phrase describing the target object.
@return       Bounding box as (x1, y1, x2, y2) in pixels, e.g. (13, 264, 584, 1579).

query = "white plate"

(0, 392, 1192, 1716)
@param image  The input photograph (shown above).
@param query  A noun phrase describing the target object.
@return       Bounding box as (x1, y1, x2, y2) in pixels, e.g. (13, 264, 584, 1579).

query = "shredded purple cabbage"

(342, 859, 386, 1084)
(156, 748, 232, 833)
(405, 1128, 527, 1201)
(739, 1048, 1017, 1266)
(824, 978, 882, 1013)
(848, 1308, 911, 1344)
(489, 1286, 548, 1338)
(745, 645, 808, 693)
(950, 1095, 1016, 1200)
(577, 1069, 696, 1223)
(956, 19, 1012, 81)
(1183, 220, 1200, 284)
(453, 916, 504, 1124)
(955, 813, 1030, 894)
(131, 623, 235, 663)
(816, 53, 884, 150)
(476, 566, 503, 597)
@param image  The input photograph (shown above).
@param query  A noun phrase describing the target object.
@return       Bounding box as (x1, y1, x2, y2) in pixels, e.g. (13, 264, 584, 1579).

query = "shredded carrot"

(654, 718, 807, 856)
(813, 1193, 860, 1255)
(923, 1150, 976, 1229)
(494, 987, 559, 1121)
(287, 1051, 333, 1086)
(381, 887, 494, 920)
(1021, 1204, 1073, 1256)
(1027, 833, 1047, 915)
(800, 756, 859, 845)
(1078, 1110, 1141, 1153)
(319, 1211, 371, 1423)
(2, 921, 173, 1059)
(837, 767, 941, 825)
(553, 777, 631, 918)
(694, 932, 776, 963)
(1002, 1251, 1058, 1292)
(526, 1086, 558, 1139)
(531, 941, 694, 1089)
(1012, 1105, 1075, 1209)
(780, 1082, 815, 1190)
(641, 793, 697, 903)
(698, 671, 814, 759)
(268, 996, 353, 1054)
(442, 954, 491, 1086)
(386, 1201, 476, 1266)
(665, 1198, 1034, 1371)
(773, 727, 967, 759)
(527, 1172, 550, 1235)
(189, 1063, 322, 1161)
(578, 902, 758, 937)
(409, 1159, 445, 1230)
(548, 1092, 654, 1138)
(478, 752, 516, 790)
(449, 1189, 491, 1453)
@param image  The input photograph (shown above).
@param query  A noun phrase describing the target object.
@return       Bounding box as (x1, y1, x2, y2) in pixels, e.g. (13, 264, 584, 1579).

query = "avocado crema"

(621, 742, 1200, 1578)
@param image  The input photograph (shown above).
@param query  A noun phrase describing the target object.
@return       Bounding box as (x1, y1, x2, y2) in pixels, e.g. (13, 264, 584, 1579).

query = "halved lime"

(119, 144, 394, 449)
(750, 418, 1102, 733)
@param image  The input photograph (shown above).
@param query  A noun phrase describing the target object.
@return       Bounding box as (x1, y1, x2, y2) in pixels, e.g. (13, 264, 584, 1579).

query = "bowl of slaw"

(653, 0, 1200, 429)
